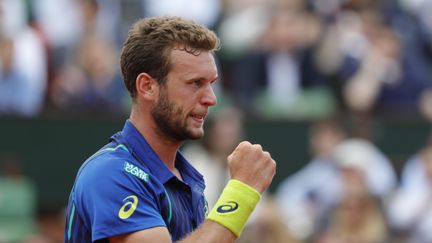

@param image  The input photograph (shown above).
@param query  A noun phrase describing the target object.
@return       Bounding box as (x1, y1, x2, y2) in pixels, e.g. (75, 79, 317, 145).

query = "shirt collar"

(176, 150, 205, 190)
(119, 120, 204, 188)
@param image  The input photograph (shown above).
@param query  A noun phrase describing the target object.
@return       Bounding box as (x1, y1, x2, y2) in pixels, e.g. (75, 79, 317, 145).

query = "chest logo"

(124, 162, 149, 182)
(118, 195, 138, 219)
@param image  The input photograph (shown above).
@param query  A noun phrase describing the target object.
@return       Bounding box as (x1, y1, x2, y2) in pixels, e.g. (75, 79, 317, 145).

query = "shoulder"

(77, 144, 134, 183)
(69, 144, 171, 240)
(73, 144, 162, 202)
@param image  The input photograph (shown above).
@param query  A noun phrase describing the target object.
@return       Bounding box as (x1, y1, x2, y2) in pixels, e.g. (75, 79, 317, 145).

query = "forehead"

(168, 49, 218, 80)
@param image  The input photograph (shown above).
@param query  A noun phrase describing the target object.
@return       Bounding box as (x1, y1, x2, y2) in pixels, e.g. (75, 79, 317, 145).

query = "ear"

(136, 73, 158, 101)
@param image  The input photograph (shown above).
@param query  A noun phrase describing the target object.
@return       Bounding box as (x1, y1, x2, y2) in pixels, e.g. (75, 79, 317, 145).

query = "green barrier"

(0, 116, 429, 209)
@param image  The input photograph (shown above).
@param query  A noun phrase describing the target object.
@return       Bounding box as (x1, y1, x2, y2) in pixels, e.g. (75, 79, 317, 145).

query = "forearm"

(178, 220, 236, 243)
(181, 179, 261, 243)
(110, 180, 260, 243)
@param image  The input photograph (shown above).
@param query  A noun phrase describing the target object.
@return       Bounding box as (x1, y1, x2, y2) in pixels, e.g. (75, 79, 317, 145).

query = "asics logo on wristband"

(217, 201, 239, 213)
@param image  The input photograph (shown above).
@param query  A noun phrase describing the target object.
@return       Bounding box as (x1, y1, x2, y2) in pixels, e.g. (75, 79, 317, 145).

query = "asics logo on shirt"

(118, 195, 138, 219)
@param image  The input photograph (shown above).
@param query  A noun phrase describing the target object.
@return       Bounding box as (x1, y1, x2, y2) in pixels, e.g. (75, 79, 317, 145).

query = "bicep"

(109, 226, 172, 243)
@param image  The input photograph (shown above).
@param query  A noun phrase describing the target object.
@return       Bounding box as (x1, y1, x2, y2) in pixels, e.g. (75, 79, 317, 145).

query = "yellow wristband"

(207, 179, 261, 237)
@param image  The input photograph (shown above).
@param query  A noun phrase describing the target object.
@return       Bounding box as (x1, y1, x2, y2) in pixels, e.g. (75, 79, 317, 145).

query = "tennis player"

(64, 16, 276, 243)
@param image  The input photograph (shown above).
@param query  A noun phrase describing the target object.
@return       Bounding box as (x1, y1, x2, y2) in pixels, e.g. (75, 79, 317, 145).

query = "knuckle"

(252, 144, 263, 152)
(272, 159, 277, 169)
(263, 151, 271, 159)
(238, 141, 251, 151)
(240, 141, 251, 146)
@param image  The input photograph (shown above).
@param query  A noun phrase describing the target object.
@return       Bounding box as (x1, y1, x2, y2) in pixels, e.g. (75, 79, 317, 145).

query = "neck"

(130, 107, 181, 171)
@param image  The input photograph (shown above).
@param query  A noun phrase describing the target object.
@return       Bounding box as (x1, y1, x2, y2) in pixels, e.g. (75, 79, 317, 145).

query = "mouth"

(190, 113, 206, 124)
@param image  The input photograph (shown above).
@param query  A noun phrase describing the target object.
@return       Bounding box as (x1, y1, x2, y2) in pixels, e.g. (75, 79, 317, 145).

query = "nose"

(201, 85, 217, 107)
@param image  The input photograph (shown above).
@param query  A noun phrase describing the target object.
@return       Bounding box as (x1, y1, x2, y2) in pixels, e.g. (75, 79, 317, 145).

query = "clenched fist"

(227, 141, 276, 193)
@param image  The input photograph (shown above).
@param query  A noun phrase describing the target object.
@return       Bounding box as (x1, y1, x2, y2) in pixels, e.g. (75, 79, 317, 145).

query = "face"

(151, 48, 218, 142)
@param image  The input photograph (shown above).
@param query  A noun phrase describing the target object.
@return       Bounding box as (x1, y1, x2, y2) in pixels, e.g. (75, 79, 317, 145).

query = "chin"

(187, 129, 204, 140)
(190, 133, 204, 140)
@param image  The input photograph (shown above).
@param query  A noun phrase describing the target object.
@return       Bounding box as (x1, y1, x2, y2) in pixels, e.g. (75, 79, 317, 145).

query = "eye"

(192, 79, 203, 87)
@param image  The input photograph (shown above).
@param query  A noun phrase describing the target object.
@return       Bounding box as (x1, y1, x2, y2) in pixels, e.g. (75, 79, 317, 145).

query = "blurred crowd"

(2, 0, 432, 242)
(183, 111, 432, 243)
(1, 0, 432, 120)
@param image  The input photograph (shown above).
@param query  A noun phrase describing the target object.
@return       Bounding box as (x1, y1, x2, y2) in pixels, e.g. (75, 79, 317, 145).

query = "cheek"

(176, 99, 196, 115)
(169, 102, 189, 124)
(166, 89, 200, 119)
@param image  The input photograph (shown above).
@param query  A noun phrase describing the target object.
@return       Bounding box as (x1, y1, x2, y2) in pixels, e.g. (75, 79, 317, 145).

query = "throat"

(172, 167, 183, 181)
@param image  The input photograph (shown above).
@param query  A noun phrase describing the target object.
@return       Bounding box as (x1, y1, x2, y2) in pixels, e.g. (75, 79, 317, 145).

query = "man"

(64, 16, 276, 243)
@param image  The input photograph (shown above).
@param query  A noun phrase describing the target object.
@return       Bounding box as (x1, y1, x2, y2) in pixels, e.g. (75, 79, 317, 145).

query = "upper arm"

(109, 220, 237, 243)
(75, 157, 167, 240)
(109, 227, 172, 243)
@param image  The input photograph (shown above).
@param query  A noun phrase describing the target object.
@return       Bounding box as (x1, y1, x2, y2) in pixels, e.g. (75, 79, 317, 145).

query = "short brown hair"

(120, 16, 220, 98)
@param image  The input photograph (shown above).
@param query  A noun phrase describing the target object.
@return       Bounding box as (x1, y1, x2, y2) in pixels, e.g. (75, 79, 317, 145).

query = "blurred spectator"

(228, 3, 336, 119)
(33, 0, 121, 71)
(0, 0, 27, 36)
(46, 0, 129, 114)
(276, 121, 396, 241)
(400, 0, 432, 122)
(237, 197, 299, 243)
(217, 0, 268, 58)
(331, 138, 397, 203)
(399, 0, 432, 55)
(77, 0, 121, 40)
(142, 0, 222, 28)
(342, 11, 402, 113)
(49, 34, 128, 114)
(419, 88, 432, 122)
(275, 119, 347, 240)
(181, 106, 244, 208)
(0, 154, 37, 242)
(0, 0, 47, 117)
(32, 0, 81, 80)
(315, 157, 389, 243)
(387, 133, 432, 242)
(315, 6, 432, 118)
(218, 0, 306, 56)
